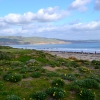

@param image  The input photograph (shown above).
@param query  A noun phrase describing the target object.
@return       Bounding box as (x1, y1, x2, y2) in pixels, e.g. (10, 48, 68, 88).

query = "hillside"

(0, 36, 70, 45)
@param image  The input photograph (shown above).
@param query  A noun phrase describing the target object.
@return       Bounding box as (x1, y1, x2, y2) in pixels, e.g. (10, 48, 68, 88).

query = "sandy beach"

(46, 51, 100, 61)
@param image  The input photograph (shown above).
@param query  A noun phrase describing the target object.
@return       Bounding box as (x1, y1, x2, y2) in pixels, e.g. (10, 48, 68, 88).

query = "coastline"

(45, 51, 100, 61)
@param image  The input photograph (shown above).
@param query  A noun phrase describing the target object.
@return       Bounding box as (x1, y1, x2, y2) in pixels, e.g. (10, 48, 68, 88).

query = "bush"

(81, 79, 99, 89)
(91, 60, 100, 66)
(31, 91, 47, 100)
(22, 74, 29, 78)
(86, 75, 100, 83)
(3, 72, 22, 82)
(66, 61, 79, 68)
(46, 87, 66, 100)
(46, 72, 59, 77)
(31, 72, 41, 78)
(61, 73, 76, 81)
(78, 66, 91, 73)
(79, 89, 95, 100)
(51, 78, 65, 88)
(10, 61, 24, 67)
(0, 81, 4, 90)
(0, 51, 12, 60)
(69, 84, 81, 93)
(72, 79, 99, 89)
(5, 94, 22, 100)
(94, 65, 100, 69)
(20, 68, 29, 74)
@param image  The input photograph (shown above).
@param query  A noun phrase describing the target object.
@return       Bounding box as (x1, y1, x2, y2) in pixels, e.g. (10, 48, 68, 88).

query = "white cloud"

(0, 4, 100, 40)
(68, 0, 91, 12)
(3, 6, 70, 25)
(94, 0, 100, 11)
(1, 21, 100, 40)
(69, 21, 100, 31)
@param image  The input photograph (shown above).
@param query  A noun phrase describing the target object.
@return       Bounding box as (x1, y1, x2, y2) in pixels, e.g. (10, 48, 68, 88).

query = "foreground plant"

(3, 72, 22, 82)
(79, 89, 95, 100)
(72, 79, 99, 89)
(31, 91, 47, 100)
(51, 78, 65, 88)
(46, 87, 66, 100)
(61, 73, 76, 81)
(5, 94, 22, 100)
(31, 72, 41, 78)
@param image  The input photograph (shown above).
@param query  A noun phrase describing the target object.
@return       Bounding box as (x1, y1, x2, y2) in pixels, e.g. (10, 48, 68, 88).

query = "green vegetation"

(3, 72, 22, 82)
(51, 78, 65, 88)
(31, 91, 47, 100)
(0, 46, 100, 100)
(79, 89, 95, 100)
(5, 95, 22, 100)
(61, 73, 76, 81)
(46, 87, 66, 100)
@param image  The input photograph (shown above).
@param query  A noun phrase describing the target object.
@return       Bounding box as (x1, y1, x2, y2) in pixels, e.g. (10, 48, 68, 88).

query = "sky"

(0, 0, 100, 40)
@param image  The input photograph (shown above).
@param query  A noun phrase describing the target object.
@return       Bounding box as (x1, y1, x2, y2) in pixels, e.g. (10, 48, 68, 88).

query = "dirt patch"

(43, 66, 65, 71)
(22, 77, 33, 81)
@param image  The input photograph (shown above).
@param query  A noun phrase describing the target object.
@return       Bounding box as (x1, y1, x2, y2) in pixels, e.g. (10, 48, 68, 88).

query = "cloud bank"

(0, 3, 100, 40)
(3, 7, 69, 25)
(68, 0, 91, 12)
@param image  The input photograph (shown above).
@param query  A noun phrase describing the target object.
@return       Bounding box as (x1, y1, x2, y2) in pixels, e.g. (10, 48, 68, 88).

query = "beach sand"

(46, 51, 100, 61)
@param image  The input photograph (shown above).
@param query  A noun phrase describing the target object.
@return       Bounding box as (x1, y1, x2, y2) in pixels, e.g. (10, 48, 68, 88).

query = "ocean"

(6, 42, 100, 53)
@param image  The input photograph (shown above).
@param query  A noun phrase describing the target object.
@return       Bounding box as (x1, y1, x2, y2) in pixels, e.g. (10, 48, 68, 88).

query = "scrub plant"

(46, 87, 66, 100)
(31, 91, 47, 100)
(3, 72, 22, 82)
(51, 78, 65, 88)
(61, 73, 76, 81)
(5, 94, 22, 100)
(79, 89, 95, 100)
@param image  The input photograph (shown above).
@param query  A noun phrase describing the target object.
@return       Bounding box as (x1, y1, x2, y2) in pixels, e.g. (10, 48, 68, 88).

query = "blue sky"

(0, 0, 100, 40)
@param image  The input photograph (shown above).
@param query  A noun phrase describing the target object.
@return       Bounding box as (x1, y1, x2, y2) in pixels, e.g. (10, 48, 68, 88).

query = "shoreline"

(44, 50, 100, 61)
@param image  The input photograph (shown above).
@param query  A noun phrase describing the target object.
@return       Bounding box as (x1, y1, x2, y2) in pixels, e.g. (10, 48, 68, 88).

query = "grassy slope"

(0, 46, 100, 100)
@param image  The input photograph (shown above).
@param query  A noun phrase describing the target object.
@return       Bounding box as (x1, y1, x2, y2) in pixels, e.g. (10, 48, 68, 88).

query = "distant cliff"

(0, 36, 70, 45)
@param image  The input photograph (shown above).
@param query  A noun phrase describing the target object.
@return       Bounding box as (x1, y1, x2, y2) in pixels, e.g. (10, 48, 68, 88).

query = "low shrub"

(5, 94, 22, 100)
(78, 66, 91, 73)
(28, 66, 46, 73)
(51, 78, 65, 88)
(20, 68, 29, 74)
(81, 79, 99, 89)
(0, 81, 4, 90)
(3, 72, 22, 82)
(0, 51, 12, 60)
(65, 61, 79, 68)
(73, 79, 99, 89)
(46, 72, 59, 77)
(69, 84, 81, 93)
(10, 61, 24, 67)
(86, 75, 100, 83)
(31, 72, 41, 78)
(31, 91, 47, 100)
(74, 73, 80, 77)
(94, 65, 100, 69)
(91, 60, 100, 66)
(61, 73, 76, 81)
(79, 89, 95, 100)
(46, 87, 66, 100)
(22, 74, 29, 78)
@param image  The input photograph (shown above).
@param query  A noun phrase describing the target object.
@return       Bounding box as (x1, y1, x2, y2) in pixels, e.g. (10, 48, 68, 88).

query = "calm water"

(5, 42, 100, 53)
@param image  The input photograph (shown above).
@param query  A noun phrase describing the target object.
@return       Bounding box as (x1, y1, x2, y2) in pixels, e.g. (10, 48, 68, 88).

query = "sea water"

(6, 42, 100, 53)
